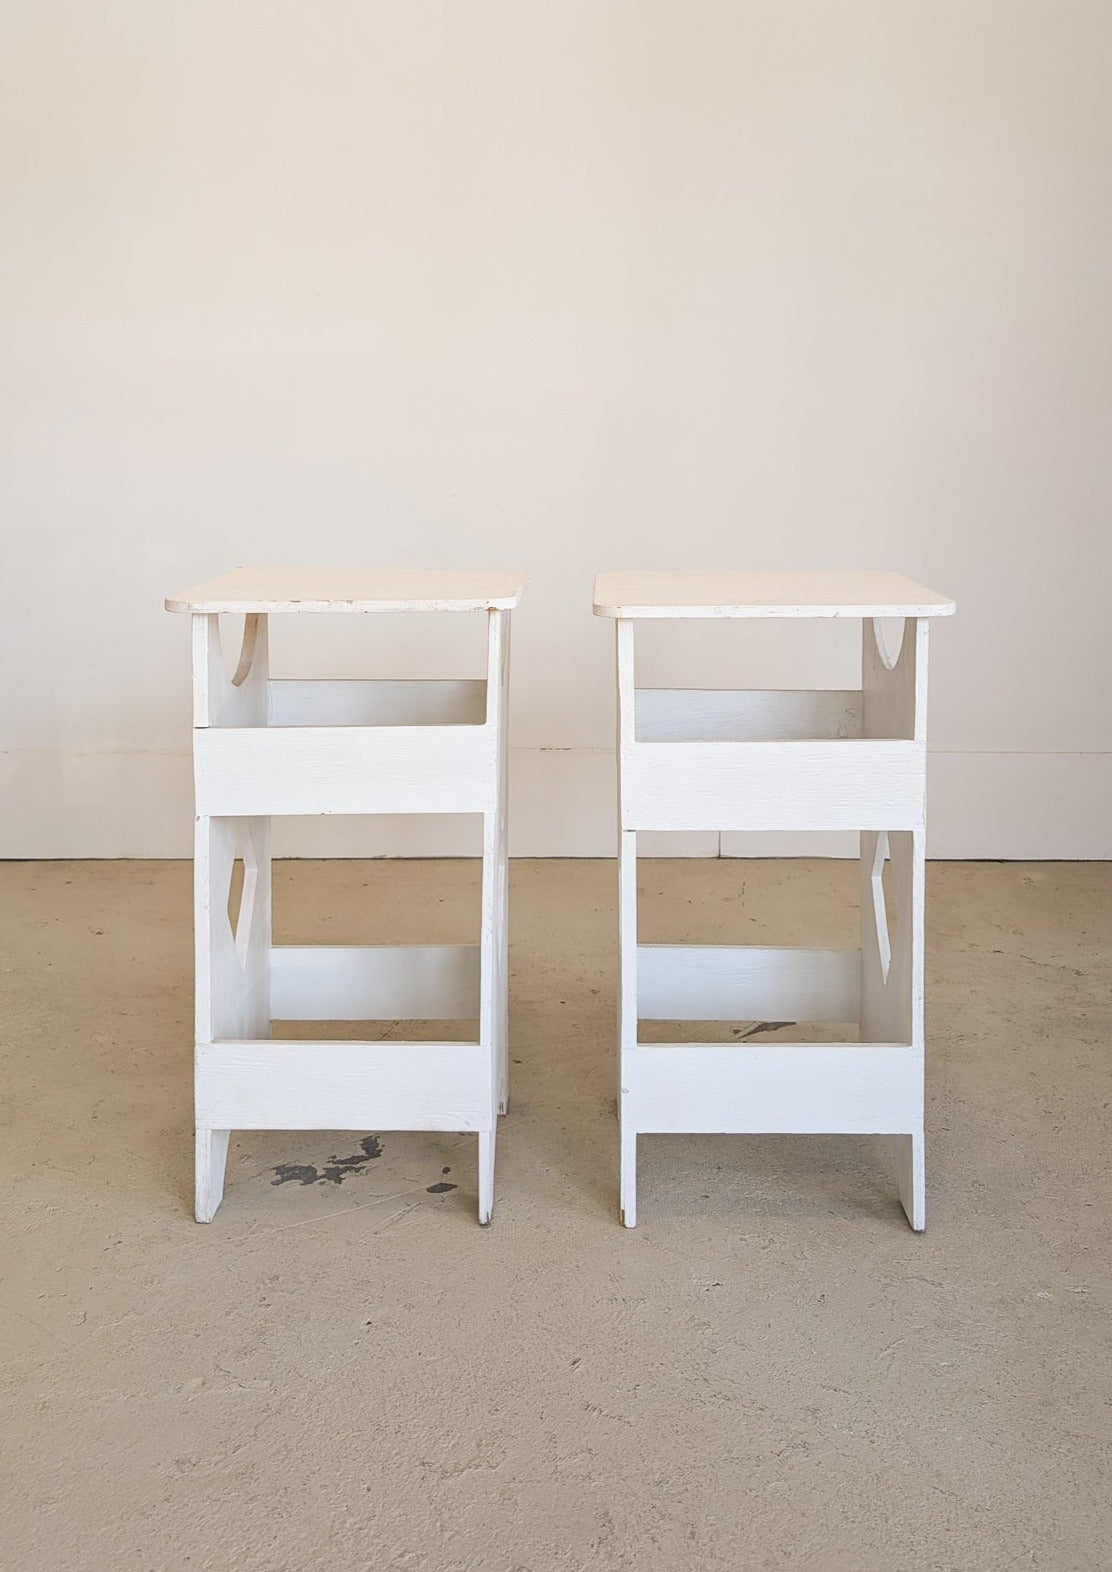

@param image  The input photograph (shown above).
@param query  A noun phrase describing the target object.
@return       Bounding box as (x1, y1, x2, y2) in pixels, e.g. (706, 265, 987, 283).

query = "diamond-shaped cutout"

(870, 831, 893, 984)
(226, 831, 259, 969)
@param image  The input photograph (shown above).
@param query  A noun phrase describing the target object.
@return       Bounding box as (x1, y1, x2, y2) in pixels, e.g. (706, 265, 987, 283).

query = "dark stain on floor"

(426, 1165, 456, 1195)
(271, 1134, 384, 1187)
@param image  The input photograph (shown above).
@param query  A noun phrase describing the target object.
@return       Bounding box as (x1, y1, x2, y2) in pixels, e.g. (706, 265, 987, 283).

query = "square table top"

(167, 567, 526, 614)
(592, 570, 955, 619)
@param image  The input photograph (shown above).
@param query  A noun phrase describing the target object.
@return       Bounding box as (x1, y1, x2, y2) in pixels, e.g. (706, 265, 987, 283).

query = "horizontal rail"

(270, 944, 480, 1021)
(194, 724, 495, 816)
(635, 688, 862, 743)
(196, 1042, 492, 1130)
(621, 1044, 921, 1133)
(620, 739, 925, 832)
(267, 679, 486, 728)
(637, 945, 860, 1023)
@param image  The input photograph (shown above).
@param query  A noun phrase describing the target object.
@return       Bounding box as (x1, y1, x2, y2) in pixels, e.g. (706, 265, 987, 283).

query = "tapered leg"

(479, 608, 510, 1207)
(496, 932, 510, 1116)
(495, 783, 510, 1116)
(896, 1131, 926, 1231)
(478, 1129, 495, 1226)
(195, 1127, 230, 1223)
(620, 1122, 637, 1228)
(617, 824, 638, 1225)
(495, 612, 511, 1116)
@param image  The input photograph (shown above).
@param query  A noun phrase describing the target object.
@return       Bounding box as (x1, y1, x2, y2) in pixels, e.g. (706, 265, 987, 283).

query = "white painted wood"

(896, 1132, 925, 1232)
(195, 1129, 230, 1227)
(193, 612, 271, 728)
(32, 744, 1103, 860)
(478, 1130, 495, 1226)
(193, 612, 274, 1221)
(194, 723, 495, 817)
(859, 614, 930, 1229)
(185, 571, 517, 1223)
(621, 1045, 922, 1133)
(593, 570, 955, 620)
(620, 1122, 637, 1230)
(492, 612, 511, 1116)
(621, 739, 925, 832)
(862, 616, 927, 744)
(616, 621, 639, 1225)
(193, 810, 273, 1221)
(480, 610, 509, 1168)
(195, 814, 272, 1045)
(859, 822, 926, 1219)
(230, 613, 262, 687)
(480, 612, 506, 1225)
(270, 945, 480, 1021)
(196, 1042, 490, 1130)
(636, 688, 861, 743)
(268, 679, 486, 728)
(608, 581, 948, 1229)
(168, 566, 525, 614)
(618, 831, 638, 1226)
(637, 945, 860, 1023)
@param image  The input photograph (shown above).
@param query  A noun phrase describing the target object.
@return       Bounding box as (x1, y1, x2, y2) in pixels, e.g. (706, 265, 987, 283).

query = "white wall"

(2, 1, 1109, 859)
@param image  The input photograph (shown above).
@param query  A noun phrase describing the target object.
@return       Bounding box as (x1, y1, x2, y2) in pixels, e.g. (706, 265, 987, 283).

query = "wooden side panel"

(860, 618, 930, 1228)
(622, 1044, 923, 1133)
(637, 945, 860, 1023)
(480, 610, 509, 1061)
(617, 620, 639, 1225)
(196, 1043, 492, 1131)
(267, 679, 486, 728)
(859, 829, 923, 1048)
(195, 814, 272, 1044)
(194, 724, 495, 816)
(862, 616, 927, 743)
(621, 739, 925, 832)
(192, 613, 269, 728)
(193, 613, 272, 1048)
(270, 945, 480, 1021)
(635, 688, 861, 742)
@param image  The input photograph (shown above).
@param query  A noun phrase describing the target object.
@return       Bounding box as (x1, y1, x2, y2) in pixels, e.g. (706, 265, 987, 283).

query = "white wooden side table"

(167, 567, 524, 1223)
(593, 571, 955, 1229)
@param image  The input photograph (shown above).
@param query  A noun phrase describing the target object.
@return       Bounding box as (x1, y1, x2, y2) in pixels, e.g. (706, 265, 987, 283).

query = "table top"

(593, 570, 956, 619)
(166, 567, 526, 614)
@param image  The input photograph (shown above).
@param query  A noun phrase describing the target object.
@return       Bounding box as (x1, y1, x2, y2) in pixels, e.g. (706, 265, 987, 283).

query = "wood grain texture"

(194, 723, 495, 817)
(621, 1044, 923, 1133)
(637, 945, 860, 1023)
(168, 566, 525, 613)
(620, 739, 926, 832)
(267, 679, 486, 728)
(635, 688, 861, 743)
(187, 592, 515, 1223)
(270, 944, 480, 1022)
(610, 593, 946, 1230)
(196, 1042, 491, 1130)
(593, 570, 955, 619)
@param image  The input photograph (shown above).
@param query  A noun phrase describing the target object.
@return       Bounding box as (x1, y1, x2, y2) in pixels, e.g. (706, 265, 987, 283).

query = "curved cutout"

(872, 616, 906, 672)
(231, 613, 260, 687)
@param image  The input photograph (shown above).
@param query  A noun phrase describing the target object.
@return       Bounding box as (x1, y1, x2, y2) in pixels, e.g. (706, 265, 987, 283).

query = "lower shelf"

(270, 944, 480, 1021)
(637, 943, 860, 1023)
(196, 1040, 493, 1131)
(621, 1043, 922, 1134)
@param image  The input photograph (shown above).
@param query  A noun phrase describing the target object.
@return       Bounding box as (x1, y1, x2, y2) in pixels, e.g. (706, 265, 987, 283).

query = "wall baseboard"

(1, 747, 1108, 859)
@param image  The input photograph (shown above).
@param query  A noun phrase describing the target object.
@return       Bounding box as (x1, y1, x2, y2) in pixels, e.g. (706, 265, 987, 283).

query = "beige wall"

(3, 1, 1110, 856)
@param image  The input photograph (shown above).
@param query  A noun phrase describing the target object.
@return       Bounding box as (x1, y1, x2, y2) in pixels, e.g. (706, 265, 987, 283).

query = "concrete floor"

(1, 858, 1109, 1571)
